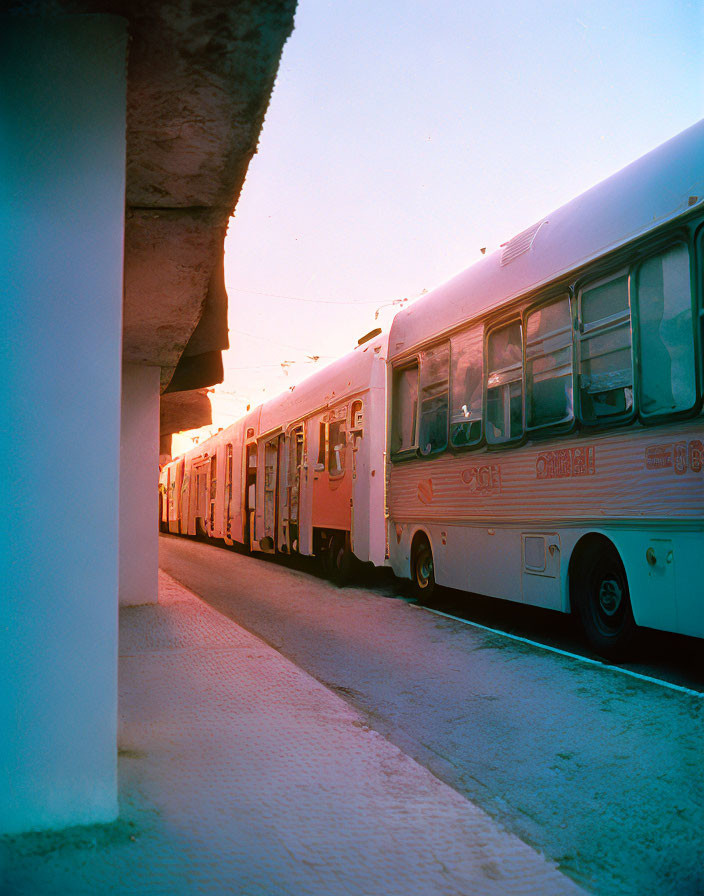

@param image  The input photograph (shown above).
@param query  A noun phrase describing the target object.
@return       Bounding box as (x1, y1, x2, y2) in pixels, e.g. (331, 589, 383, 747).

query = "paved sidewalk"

(1, 572, 585, 895)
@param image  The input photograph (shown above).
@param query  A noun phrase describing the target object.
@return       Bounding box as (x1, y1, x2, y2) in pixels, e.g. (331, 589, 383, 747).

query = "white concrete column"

(119, 364, 161, 607)
(0, 16, 127, 833)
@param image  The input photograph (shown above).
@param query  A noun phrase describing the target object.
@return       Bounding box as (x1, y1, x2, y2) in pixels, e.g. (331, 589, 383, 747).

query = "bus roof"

(388, 119, 704, 361)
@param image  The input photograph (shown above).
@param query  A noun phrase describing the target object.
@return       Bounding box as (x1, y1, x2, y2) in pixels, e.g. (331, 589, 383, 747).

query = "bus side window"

(418, 343, 450, 456)
(450, 326, 483, 448)
(577, 271, 633, 424)
(526, 295, 574, 431)
(391, 363, 419, 456)
(636, 243, 696, 419)
(486, 321, 523, 443)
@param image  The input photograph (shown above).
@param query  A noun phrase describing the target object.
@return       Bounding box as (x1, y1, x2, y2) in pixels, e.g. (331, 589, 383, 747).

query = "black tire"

(318, 535, 333, 578)
(575, 540, 636, 660)
(329, 535, 354, 587)
(411, 537, 436, 602)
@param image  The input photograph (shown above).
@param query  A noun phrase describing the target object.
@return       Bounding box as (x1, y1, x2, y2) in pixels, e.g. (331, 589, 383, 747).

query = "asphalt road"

(159, 534, 704, 896)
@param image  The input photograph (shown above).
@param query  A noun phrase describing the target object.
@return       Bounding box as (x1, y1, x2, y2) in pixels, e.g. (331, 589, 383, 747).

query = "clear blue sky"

(205, 0, 703, 430)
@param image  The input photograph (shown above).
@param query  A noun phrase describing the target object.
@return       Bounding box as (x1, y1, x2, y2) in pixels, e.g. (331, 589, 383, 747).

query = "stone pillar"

(0, 16, 127, 833)
(119, 364, 161, 607)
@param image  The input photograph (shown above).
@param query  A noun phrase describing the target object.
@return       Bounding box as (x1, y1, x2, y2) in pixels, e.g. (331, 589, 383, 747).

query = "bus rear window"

(418, 344, 449, 456)
(391, 363, 419, 456)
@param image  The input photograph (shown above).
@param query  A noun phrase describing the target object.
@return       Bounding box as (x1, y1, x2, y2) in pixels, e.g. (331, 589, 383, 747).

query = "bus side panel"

(388, 421, 703, 628)
(670, 532, 704, 638)
(389, 424, 703, 529)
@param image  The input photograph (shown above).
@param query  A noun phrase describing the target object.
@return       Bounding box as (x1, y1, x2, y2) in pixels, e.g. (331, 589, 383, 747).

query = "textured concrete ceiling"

(11, 0, 296, 431)
(120, 0, 297, 395)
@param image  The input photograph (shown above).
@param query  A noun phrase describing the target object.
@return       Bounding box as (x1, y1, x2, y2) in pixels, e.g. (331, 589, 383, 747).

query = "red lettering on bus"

(536, 446, 595, 479)
(460, 465, 501, 494)
(645, 439, 703, 474)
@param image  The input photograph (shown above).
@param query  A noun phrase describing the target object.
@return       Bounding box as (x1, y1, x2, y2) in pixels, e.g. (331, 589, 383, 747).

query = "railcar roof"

(258, 332, 388, 435)
(388, 119, 704, 361)
(169, 333, 388, 461)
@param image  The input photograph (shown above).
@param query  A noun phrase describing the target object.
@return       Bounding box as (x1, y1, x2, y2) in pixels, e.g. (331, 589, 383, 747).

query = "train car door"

(223, 443, 233, 543)
(193, 460, 208, 534)
(172, 458, 184, 533)
(276, 435, 286, 550)
(244, 443, 257, 550)
(166, 466, 172, 530)
(260, 434, 281, 552)
(284, 424, 304, 552)
(207, 455, 217, 535)
(311, 404, 353, 534)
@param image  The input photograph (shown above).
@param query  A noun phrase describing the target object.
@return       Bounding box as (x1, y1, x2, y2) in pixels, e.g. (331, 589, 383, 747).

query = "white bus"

(386, 120, 704, 658)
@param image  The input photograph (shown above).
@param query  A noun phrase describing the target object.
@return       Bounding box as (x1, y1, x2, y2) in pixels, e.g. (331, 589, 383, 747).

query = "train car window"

(525, 295, 574, 431)
(225, 445, 233, 502)
(450, 325, 483, 448)
(209, 455, 217, 500)
(328, 420, 346, 477)
(418, 343, 450, 456)
(317, 422, 326, 468)
(350, 399, 364, 433)
(391, 362, 419, 456)
(486, 321, 523, 443)
(636, 243, 696, 419)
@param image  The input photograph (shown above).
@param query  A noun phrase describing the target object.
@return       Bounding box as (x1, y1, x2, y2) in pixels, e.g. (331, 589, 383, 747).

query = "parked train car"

(385, 119, 704, 657)
(160, 331, 388, 580)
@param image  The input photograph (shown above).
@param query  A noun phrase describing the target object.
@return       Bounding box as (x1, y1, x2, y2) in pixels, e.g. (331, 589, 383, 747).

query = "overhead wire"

(227, 286, 382, 305)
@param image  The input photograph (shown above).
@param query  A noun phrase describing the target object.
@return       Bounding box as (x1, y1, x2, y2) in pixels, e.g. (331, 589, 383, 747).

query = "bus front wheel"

(411, 536, 435, 602)
(575, 539, 636, 660)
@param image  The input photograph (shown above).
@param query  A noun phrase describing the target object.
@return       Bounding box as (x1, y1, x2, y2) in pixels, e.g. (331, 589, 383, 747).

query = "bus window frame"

(483, 316, 525, 448)
(448, 325, 484, 453)
(417, 341, 451, 458)
(574, 265, 636, 430)
(390, 358, 420, 462)
(633, 236, 700, 425)
(522, 289, 577, 440)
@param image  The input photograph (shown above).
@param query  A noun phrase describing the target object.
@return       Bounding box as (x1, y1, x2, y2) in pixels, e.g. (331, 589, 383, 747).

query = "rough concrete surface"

(0, 573, 584, 896)
(9, 0, 297, 414)
(158, 535, 704, 896)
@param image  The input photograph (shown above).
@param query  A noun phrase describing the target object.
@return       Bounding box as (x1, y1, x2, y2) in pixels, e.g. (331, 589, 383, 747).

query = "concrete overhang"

(10, 0, 296, 434)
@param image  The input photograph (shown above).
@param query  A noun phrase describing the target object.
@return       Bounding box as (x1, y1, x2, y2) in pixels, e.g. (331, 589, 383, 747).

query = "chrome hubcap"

(417, 555, 433, 588)
(598, 577, 623, 617)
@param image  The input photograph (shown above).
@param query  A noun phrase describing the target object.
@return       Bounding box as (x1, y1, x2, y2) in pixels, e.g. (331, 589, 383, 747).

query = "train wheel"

(330, 535, 354, 587)
(575, 540, 636, 660)
(411, 536, 435, 601)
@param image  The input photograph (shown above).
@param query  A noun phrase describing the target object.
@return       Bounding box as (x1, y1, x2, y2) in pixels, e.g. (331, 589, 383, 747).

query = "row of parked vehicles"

(161, 120, 704, 659)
